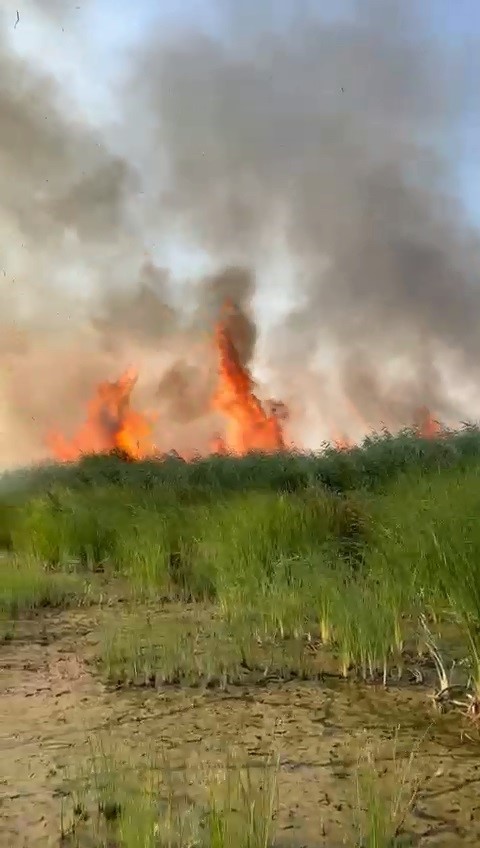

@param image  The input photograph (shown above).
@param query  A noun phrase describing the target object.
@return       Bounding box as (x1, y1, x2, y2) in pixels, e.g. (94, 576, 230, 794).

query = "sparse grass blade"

(352, 731, 426, 848)
(60, 738, 278, 848)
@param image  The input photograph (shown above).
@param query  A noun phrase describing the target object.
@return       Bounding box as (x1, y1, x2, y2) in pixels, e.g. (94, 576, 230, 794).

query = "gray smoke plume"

(1, 0, 480, 467)
(0, 6, 166, 467)
(0, 2, 270, 467)
(123, 0, 480, 439)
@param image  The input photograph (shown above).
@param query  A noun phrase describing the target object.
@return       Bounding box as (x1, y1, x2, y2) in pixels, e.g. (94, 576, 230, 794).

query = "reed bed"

(1, 432, 480, 710)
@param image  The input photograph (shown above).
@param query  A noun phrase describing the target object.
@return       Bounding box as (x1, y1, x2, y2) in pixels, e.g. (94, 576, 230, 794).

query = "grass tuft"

(60, 738, 279, 848)
(0, 554, 85, 618)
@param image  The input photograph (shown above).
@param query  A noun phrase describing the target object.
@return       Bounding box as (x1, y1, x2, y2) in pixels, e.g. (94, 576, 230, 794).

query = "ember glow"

(46, 303, 445, 463)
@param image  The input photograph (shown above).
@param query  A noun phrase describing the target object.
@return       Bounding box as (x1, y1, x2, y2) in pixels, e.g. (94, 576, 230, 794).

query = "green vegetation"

(2, 429, 480, 843)
(3, 425, 480, 499)
(98, 608, 323, 687)
(0, 554, 85, 618)
(1, 429, 480, 704)
(353, 733, 424, 848)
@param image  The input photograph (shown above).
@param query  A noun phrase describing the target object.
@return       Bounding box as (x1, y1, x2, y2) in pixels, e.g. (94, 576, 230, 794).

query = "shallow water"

(0, 608, 479, 847)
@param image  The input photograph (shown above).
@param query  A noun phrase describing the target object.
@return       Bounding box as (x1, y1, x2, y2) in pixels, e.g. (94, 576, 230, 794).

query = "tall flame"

(415, 405, 443, 438)
(211, 303, 285, 455)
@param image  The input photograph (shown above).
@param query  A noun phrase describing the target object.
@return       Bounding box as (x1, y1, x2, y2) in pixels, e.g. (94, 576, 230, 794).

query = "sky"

(6, 0, 480, 231)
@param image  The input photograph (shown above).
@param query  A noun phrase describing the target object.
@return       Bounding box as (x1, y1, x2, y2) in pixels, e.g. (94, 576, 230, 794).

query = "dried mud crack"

(0, 609, 479, 847)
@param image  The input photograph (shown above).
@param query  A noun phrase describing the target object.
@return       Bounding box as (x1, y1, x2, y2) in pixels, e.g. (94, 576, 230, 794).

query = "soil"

(1, 608, 479, 847)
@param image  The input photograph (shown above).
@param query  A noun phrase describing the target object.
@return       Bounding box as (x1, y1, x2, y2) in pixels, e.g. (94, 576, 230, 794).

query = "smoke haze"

(1, 0, 480, 465)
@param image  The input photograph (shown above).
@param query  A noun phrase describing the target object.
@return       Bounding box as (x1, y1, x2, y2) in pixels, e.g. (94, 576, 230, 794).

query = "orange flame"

(414, 405, 444, 438)
(48, 366, 155, 461)
(46, 304, 446, 463)
(331, 433, 354, 451)
(211, 303, 285, 455)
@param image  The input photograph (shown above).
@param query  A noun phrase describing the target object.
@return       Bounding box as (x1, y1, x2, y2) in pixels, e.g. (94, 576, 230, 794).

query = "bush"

(3, 426, 480, 502)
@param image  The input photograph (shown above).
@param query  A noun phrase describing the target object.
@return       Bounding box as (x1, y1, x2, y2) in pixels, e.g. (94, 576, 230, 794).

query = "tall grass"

(195, 488, 366, 615)
(367, 465, 480, 697)
(0, 554, 85, 618)
(2, 482, 366, 599)
(3, 433, 480, 696)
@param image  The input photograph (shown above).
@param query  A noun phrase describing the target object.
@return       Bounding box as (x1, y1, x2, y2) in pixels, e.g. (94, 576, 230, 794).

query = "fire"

(48, 303, 286, 462)
(47, 367, 155, 461)
(415, 405, 443, 438)
(332, 433, 354, 451)
(210, 303, 285, 455)
(46, 303, 446, 463)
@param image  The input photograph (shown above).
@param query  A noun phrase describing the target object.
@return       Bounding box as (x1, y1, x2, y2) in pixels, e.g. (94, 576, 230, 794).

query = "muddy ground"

(0, 608, 479, 847)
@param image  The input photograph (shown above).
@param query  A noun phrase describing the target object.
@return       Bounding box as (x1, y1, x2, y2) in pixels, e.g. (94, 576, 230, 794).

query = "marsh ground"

(1, 604, 480, 848)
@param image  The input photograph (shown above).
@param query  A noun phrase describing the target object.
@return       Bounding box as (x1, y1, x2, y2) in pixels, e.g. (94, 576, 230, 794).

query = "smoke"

(0, 10, 141, 314)
(145, 266, 257, 447)
(0, 2, 272, 467)
(123, 0, 480, 435)
(1, 0, 480, 466)
(0, 3, 150, 467)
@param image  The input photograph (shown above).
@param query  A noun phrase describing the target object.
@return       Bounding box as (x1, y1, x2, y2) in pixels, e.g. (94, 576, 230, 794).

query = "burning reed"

(46, 302, 289, 464)
(38, 299, 452, 469)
